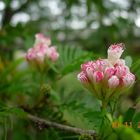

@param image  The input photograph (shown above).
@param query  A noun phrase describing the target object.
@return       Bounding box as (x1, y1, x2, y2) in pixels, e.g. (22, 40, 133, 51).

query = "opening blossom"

(26, 33, 59, 66)
(77, 44, 135, 100)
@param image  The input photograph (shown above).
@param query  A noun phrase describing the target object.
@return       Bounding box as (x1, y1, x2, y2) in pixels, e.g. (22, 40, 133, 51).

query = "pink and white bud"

(115, 65, 129, 78)
(26, 43, 48, 63)
(81, 61, 95, 71)
(122, 73, 135, 87)
(108, 75, 119, 88)
(104, 67, 115, 79)
(108, 43, 124, 64)
(35, 33, 51, 46)
(95, 59, 110, 71)
(114, 59, 125, 66)
(77, 71, 89, 84)
(26, 48, 36, 61)
(46, 46, 59, 62)
(93, 71, 104, 82)
(86, 67, 94, 82)
(36, 51, 46, 62)
(35, 43, 48, 52)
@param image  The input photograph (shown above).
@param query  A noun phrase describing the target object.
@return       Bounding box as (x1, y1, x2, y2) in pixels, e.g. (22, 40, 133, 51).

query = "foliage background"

(0, 0, 140, 140)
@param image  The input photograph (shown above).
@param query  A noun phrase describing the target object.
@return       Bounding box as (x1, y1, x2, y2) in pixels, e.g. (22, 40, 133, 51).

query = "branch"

(27, 114, 96, 136)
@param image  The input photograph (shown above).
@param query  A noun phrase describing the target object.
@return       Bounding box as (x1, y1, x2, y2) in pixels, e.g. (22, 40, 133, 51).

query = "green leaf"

(0, 58, 24, 80)
(115, 126, 140, 140)
(61, 102, 94, 130)
(0, 103, 27, 118)
(58, 45, 83, 68)
(132, 112, 140, 131)
(106, 132, 118, 140)
(123, 107, 135, 122)
(84, 111, 102, 132)
(61, 54, 92, 75)
(131, 59, 140, 80)
(10, 108, 27, 118)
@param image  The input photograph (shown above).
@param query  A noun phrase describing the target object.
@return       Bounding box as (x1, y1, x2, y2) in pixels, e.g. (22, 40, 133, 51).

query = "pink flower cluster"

(26, 33, 59, 64)
(77, 44, 135, 99)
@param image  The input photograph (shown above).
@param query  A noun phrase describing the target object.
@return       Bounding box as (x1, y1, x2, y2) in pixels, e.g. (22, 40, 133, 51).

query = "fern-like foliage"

(56, 45, 98, 75)
(132, 59, 140, 80)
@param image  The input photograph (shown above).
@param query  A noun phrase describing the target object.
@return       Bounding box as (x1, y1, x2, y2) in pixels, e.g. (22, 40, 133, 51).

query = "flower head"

(77, 43, 135, 100)
(25, 33, 59, 69)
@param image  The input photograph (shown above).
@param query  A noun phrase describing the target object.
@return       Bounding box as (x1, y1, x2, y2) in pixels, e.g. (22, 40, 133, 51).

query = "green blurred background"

(1, 0, 140, 107)
(1, 0, 140, 56)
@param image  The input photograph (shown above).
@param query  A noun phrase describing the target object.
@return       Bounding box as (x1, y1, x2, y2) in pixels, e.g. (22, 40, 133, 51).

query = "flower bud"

(86, 67, 94, 82)
(26, 44, 48, 63)
(46, 46, 59, 62)
(122, 73, 135, 87)
(104, 67, 115, 79)
(108, 75, 119, 88)
(81, 61, 95, 71)
(108, 43, 124, 64)
(77, 71, 89, 85)
(93, 71, 104, 82)
(115, 65, 129, 78)
(26, 48, 36, 61)
(95, 59, 109, 71)
(114, 59, 125, 66)
(35, 33, 51, 46)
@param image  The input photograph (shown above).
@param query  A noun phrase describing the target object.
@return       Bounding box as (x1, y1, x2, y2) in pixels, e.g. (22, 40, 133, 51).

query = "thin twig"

(27, 114, 96, 136)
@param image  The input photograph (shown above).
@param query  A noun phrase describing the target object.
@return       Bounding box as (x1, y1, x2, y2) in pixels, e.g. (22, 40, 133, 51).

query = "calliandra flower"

(77, 43, 135, 101)
(25, 33, 59, 70)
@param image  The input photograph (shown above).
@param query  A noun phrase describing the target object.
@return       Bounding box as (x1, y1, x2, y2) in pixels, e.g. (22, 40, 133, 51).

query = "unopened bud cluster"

(26, 33, 59, 68)
(77, 44, 135, 100)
